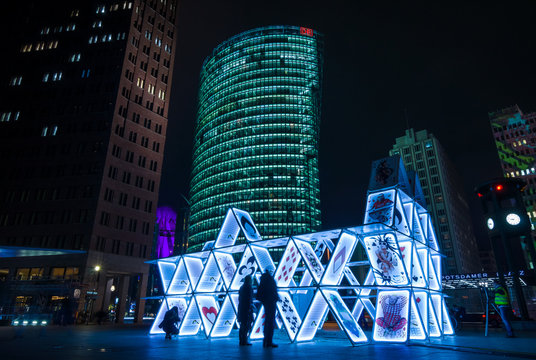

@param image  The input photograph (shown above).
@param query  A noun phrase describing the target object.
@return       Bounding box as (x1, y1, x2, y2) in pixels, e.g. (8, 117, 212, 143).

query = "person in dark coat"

(256, 265, 280, 348)
(238, 275, 254, 346)
(159, 306, 180, 339)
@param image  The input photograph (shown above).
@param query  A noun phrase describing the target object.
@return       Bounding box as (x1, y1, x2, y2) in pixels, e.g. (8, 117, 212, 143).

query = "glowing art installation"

(149, 159, 453, 345)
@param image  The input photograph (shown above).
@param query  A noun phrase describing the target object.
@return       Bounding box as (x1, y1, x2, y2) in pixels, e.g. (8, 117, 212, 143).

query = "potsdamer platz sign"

(148, 156, 454, 345)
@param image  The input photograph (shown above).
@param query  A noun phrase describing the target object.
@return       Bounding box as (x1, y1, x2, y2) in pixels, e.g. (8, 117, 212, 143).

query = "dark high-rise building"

(390, 129, 481, 274)
(0, 0, 178, 322)
(188, 26, 324, 251)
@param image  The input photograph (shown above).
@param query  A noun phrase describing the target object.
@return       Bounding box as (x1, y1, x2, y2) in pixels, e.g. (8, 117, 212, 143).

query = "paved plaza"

(1, 323, 535, 360)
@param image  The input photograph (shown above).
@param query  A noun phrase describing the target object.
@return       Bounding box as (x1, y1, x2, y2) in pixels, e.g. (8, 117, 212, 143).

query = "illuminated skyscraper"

(189, 26, 324, 251)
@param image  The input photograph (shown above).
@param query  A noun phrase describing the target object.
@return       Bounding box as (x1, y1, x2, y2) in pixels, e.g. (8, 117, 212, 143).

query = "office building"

(0, 0, 179, 322)
(390, 129, 480, 274)
(188, 26, 324, 251)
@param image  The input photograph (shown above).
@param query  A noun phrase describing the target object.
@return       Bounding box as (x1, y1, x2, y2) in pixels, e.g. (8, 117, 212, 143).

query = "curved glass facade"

(188, 26, 324, 251)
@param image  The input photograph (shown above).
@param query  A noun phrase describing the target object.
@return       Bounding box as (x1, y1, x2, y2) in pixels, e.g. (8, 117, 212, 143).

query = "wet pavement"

(0, 323, 535, 360)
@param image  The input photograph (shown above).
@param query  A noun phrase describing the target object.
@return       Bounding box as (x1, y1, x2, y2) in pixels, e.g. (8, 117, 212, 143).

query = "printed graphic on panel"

(364, 234, 408, 285)
(374, 291, 410, 342)
(150, 162, 453, 346)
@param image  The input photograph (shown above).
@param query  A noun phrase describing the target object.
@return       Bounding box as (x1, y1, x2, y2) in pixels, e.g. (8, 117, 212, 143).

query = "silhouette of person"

(238, 275, 254, 346)
(159, 306, 180, 339)
(256, 265, 280, 348)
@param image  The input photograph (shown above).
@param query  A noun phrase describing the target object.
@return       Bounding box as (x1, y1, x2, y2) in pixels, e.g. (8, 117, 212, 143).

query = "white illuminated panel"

(211, 295, 236, 337)
(373, 290, 410, 343)
(394, 192, 410, 236)
(322, 289, 367, 344)
(250, 245, 275, 273)
(294, 239, 324, 282)
(296, 291, 328, 342)
(214, 208, 241, 248)
(426, 217, 439, 251)
(195, 254, 222, 292)
(428, 256, 440, 291)
(230, 246, 258, 290)
(274, 241, 302, 287)
(364, 189, 396, 226)
(414, 291, 428, 333)
(213, 251, 236, 289)
(195, 295, 219, 337)
(431, 294, 443, 333)
(363, 233, 408, 286)
(149, 299, 169, 334)
(183, 256, 204, 290)
(418, 212, 429, 245)
(158, 260, 177, 294)
(399, 241, 426, 288)
(167, 259, 189, 295)
(409, 295, 426, 340)
(413, 203, 426, 245)
(441, 298, 454, 335)
(179, 298, 202, 335)
(432, 255, 442, 290)
(428, 297, 441, 337)
(276, 291, 302, 341)
(250, 306, 266, 340)
(321, 232, 357, 285)
(233, 208, 262, 242)
(297, 239, 327, 293)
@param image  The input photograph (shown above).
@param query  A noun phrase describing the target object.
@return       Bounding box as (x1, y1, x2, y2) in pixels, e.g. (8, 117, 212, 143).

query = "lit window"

(42, 126, 48, 136)
(43, 73, 49, 82)
(523, 139, 527, 144)
(521, 170, 525, 176)
(15, 111, 20, 121)
(52, 126, 58, 136)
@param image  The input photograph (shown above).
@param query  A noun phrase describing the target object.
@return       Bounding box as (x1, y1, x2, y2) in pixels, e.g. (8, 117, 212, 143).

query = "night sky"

(160, 1, 536, 244)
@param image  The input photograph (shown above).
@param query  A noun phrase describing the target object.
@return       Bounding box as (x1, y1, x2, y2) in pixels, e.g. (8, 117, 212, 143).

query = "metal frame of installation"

(148, 174, 453, 345)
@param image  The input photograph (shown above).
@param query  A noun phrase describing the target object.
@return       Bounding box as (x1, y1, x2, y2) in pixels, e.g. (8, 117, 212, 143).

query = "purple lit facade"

(156, 207, 177, 258)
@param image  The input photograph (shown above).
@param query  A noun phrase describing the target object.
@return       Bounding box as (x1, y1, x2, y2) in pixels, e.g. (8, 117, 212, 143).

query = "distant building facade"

(489, 106, 536, 230)
(390, 129, 480, 274)
(0, 0, 179, 322)
(188, 26, 324, 251)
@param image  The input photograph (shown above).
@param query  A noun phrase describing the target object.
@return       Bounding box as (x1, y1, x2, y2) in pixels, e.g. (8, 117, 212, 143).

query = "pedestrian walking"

(238, 275, 254, 346)
(493, 281, 515, 338)
(159, 306, 180, 339)
(256, 265, 280, 348)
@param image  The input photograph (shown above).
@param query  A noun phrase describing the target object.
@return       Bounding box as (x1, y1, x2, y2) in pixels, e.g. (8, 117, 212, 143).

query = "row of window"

(0, 209, 90, 227)
(95, 236, 147, 258)
(88, 32, 126, 44)
(107, 165, 157, 192)
(10, 267, 80, 281)
(96, 2, 132, 14)
(0, 111, 20, 122)
(21, 40, 58, 52)
(41, 23, 77, 35)
(99, 211, 152, 236)
(103, 187, 154, 213)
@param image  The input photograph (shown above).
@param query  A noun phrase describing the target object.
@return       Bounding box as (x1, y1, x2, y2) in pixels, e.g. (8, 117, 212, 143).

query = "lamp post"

(85, 265, 101, 324)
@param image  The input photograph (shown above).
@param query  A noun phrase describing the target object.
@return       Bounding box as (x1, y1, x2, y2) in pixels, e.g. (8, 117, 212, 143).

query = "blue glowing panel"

(233, 208, 262, 242)
(418, 212, 429, 245)
(428, 256, 440, 291)
(344, 267, 360, 286)
(294, 239, 324, 283)
(417, 249, 429, 286)
(250, 245, 275, 273)
(277, 291, 302, 341)
(409, 295, 426, 340)
(441, 298, 454, 335)
(414, 291, 429, 333)
(195, 254, 222, 292)
(195, 295, 219, 337)
(296, 290, 328, 342)
(322, 289, 367, 344)
(363, 233, 408, 286)
(373, 290, 410, 343)
(322, 232, 357, 285)
(399, 241, 426, 288)
(183, 256, 204, 291)
(274, 241, 302, 287)
(394, 192, 410, 236)
(149, 299, 168, 334)
(428, 296, 441, 337)
(432, 255, 442, 290)
(403, 202, 414, 235)
(214, 208, 241, 248)
(158, 260, 177, 293)
(230, 246, 258, 290)
(364, 190, 396, 226)
(431, 294, 443, 333)
(167, 258, 189, 295)
(180, 298, 202, 335)
(250, 306, 266, 340)
(213, 251, 236, 289)
(211, 295, 236, 337)
(426, 216, 439, 251)
(413, 204, 426, 245)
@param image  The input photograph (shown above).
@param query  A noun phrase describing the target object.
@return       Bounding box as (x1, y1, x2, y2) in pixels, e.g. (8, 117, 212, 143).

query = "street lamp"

(94, 265, 101, 272)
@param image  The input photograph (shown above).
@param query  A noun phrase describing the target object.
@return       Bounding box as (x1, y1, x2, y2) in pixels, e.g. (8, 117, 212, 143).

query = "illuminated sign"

(300, 27, 314, 37)
(506, 213, 521, 225)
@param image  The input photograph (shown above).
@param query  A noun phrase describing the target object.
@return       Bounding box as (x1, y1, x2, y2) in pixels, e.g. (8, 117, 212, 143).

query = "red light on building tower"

(495, 184, 503, 191)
